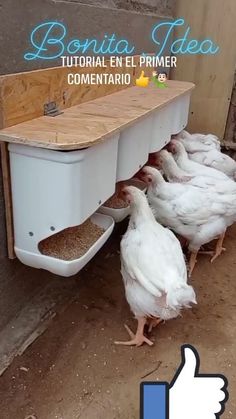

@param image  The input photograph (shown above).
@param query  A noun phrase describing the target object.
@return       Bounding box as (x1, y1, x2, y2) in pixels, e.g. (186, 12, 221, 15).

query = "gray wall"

(60, 0, 176, 15)
(0, 0, 175, 75)
(0, 0, 175, 346)
(0, 0, 175, 255)
(0, 0, 175, 252)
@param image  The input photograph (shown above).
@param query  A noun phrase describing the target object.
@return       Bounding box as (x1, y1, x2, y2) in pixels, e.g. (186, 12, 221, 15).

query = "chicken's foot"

(115, 317, 153, 347)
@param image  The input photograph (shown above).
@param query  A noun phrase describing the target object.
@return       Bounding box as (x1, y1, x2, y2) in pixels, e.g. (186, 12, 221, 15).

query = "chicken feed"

(39, 219, 105, 261)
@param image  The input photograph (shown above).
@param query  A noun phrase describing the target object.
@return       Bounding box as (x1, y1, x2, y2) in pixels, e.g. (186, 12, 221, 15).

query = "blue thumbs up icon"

(140, 345, 228, 419)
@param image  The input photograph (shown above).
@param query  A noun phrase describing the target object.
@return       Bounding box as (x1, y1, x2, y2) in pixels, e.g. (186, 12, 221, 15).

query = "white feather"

(144, 166, 236, 253)
(120, 186, 196, 320)
(176, 130, 236, 179)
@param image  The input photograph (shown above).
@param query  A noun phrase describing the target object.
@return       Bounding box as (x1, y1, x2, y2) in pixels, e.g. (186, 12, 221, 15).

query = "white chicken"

(154, 149, 236, 260)
(176, 130, 236, 180)
(175, 130, 221, 150)
(115, 186, 196, 347)
(155, 149, 236, 194)
(139, 166, 236, 275)
(168, 140, 229, 181)
(165, 141, 236, 199)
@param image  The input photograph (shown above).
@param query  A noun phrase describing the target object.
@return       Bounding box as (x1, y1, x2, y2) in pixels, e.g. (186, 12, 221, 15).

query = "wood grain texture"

(0, 143, 15, 259)
(0, 56, 150, 259)
(171, 0, 236, 139)
(0, 81, 194, 150)
(224, 70, 236, 145)
(0, 56, 152, 128)
(0, 81, 4, 130)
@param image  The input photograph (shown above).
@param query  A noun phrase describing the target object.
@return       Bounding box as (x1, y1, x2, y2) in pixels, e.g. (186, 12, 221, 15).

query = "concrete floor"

(0, 222, 235, 418)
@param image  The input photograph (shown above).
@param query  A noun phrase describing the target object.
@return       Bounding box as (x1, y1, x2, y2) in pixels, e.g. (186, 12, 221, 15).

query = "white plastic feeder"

(149, 92, 191, 152)
(21, 213, 114, 277)
(99, 203, 130, 223)
(99, 179, 146, 223)
(8, 134, 119, 276)
(149, 105, 172, 153)
(116, 116, 152, 181)
(170, 93, 191, 135)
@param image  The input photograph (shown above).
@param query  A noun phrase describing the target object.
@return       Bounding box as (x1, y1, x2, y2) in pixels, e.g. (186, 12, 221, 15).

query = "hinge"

(44, 101, 63, 117)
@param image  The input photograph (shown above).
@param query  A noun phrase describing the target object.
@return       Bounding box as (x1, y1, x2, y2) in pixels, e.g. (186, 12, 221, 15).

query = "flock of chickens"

(115, 130, 236, 347)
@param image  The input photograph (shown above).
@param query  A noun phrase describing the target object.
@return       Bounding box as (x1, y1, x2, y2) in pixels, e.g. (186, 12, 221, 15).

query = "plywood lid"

(0, 81, 194, 150)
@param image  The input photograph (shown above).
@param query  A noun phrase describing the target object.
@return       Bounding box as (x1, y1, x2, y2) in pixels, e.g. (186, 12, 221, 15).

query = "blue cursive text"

(151, 18, 220, 56)
(24, 21, 135, 60)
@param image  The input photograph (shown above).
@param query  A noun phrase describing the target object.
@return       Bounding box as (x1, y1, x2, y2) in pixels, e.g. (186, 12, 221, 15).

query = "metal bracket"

(44, 101, 63, 117)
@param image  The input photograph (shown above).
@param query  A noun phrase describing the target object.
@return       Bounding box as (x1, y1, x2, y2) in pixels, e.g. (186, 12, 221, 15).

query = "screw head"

(50, 226, 55, 231)
(98, 200, 102, 205)
(29, 232, 34, 237)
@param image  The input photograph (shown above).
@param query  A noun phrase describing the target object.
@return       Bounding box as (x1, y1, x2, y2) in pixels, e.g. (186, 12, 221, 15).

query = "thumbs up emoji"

(169, 345, 228, 419)
(141, 345, 228, 419)
(136, 71, 149, 87)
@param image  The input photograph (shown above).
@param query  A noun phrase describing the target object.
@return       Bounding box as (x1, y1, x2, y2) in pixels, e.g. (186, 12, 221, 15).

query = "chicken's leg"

(189, 251, 198, 276)
(211, 232, 226, 263)
(148, 318, 163, 332)
(115, 317, 153, 347)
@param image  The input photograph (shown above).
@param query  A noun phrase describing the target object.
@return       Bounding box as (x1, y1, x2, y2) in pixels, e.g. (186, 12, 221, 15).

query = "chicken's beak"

(167, 141, 176, 153)
(120, 186, 131, 204)
(148, 154, 157, 167)
(136, 169, 147, 183)
(139, 171, 153, 186)
(133, 169, 144, 180)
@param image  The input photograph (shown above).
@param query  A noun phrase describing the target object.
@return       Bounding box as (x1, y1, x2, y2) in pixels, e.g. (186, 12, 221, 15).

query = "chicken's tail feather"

(166, 281, 197, 309)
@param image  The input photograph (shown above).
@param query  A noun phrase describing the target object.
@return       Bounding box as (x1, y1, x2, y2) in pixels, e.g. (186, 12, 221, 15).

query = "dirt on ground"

(0, 222, 235, 419)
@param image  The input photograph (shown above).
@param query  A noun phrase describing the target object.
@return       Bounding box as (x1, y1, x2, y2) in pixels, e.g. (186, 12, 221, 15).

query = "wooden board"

(0, 81, 194, 150)
(0, 56, 150, 128)
(0, 56, 151, 259)
(171, 0, 236, 139)
(0, 143, 14, 259)
(224, 71, 236, 146)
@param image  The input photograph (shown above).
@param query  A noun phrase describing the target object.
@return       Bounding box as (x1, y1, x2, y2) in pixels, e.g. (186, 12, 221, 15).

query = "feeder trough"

(99, 179, 146, 223)
(0, 78, 194, 276)
(18, 213, 114, 277)
(116, 116, 152, 182)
